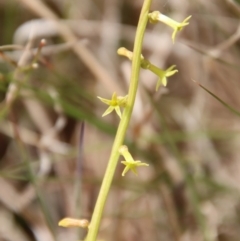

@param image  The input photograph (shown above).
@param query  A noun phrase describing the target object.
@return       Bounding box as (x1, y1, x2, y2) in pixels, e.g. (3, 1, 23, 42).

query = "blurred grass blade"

(194, 79, 240, 117)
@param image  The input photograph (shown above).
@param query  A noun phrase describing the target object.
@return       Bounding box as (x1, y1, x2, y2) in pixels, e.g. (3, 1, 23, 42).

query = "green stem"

(85, 0, 152, 240)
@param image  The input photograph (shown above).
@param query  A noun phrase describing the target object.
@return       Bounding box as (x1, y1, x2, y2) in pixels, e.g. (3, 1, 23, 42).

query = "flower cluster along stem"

(85, 0, 152, 240)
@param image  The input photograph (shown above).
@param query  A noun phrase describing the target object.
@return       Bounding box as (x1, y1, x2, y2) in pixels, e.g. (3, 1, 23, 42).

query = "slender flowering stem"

(85, 0, 152, 240)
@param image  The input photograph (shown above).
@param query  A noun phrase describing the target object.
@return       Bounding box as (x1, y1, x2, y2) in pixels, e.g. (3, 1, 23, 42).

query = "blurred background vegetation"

(0, 0, 240, 241)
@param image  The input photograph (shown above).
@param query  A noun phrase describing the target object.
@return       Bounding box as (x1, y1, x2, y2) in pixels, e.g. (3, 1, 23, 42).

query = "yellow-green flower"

(118, 47, 178, 90)
(119, 145, 149, 176)
(98, 92, 128, 119)
(148, 11, 191, 43)
(148, 64, 178, 90)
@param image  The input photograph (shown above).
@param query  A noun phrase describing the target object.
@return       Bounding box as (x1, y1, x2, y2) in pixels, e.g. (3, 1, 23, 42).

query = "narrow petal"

(156, 77, 162, 91)
(166, 65, 176, 72)
(97, 96, 111, 105)
(102, 106, 115, 117)
(162, 77, 167, 87)
(121, 164, 130, 176)
(135, 161, 149, 167)
(112, 92, 117, 102)
(183, 15, 192, 24)
(131, 166, 138, 175)
(172, 29, 178, 43)
(166, 70, 178, 77)
(115, 106, 122, 119)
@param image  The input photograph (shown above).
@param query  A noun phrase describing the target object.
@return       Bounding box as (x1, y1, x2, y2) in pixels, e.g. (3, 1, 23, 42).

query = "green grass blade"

(193, 79, 240, 117)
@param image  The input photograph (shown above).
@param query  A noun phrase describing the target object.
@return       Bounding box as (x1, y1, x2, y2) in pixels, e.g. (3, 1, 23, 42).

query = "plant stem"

(85, 0, 152, 240)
